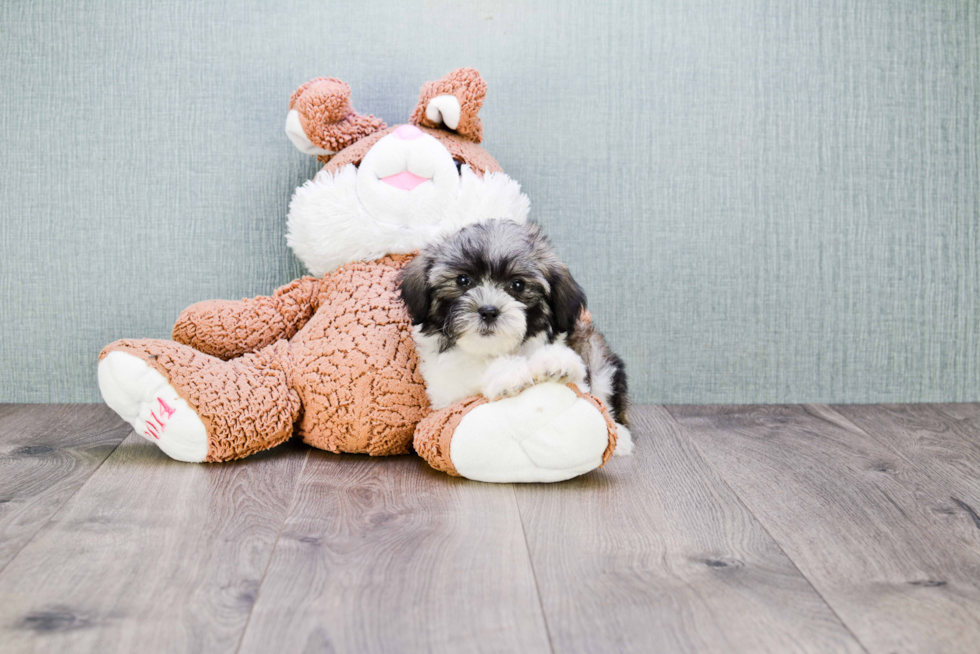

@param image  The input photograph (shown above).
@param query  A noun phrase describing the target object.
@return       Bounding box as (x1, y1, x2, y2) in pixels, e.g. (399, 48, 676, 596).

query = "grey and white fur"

(399, 220, 631, 453)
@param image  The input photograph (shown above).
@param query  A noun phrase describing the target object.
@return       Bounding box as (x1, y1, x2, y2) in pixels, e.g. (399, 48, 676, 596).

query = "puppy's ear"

(547, 264, 587, 335)
(399, 253, 432, 324)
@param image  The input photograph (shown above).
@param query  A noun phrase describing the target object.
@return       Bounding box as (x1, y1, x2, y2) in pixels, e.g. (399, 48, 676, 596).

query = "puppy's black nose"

(478, 305, 500, 322)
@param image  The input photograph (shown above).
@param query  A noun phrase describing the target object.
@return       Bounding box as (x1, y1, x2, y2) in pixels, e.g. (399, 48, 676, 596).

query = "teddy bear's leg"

(98, 338, 300, 462)
(414, 383, 619, 483)
(99, 348, 209, 461)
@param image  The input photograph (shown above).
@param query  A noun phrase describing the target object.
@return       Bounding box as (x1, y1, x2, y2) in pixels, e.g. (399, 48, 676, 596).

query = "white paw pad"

(482, 357, 535, 400)
(527, 345, 587, 386)
(98, 351, 209, 462)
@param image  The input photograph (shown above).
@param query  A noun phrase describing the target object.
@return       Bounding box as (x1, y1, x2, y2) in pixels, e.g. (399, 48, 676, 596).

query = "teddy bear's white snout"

(355, 129, 460, 227)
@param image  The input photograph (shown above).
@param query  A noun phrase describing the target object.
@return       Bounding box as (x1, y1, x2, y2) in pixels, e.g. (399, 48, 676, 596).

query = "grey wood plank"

(514, 405, 865, 654)
(832, 403, 980, 503)
(668, 404, 980, 654)
(0, 404, 129, 572)
(923, 403, 980, 475)
(0, 431, 307, 654)
(237, 452, 552, 654)
(929, 402, 980, 424)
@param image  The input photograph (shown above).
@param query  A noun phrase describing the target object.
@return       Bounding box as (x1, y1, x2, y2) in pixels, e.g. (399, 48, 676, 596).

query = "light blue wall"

(1, 0, 977, 404)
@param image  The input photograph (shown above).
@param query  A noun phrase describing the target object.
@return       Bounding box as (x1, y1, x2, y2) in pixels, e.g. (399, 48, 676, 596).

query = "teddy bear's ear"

(285, 77, 386, 159)
(409, 68, 487, 143)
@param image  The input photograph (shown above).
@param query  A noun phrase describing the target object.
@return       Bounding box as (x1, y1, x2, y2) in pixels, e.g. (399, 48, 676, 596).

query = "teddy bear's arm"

(171, 276, 322, 360)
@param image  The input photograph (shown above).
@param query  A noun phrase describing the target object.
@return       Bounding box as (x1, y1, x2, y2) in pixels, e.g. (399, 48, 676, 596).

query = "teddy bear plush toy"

(97, 68, 620, 483)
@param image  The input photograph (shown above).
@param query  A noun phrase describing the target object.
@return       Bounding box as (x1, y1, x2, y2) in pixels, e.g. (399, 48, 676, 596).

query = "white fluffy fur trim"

(286, 165, 531, 277)
(614, 423, 634, 456)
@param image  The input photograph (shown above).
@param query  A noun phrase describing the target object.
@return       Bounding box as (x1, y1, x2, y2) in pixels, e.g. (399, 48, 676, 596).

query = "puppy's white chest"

(412, 330, 494, 409)
(412, 330, 586, 409)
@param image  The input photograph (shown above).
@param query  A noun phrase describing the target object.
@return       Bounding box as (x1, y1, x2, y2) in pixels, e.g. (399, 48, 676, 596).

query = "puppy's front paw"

(482, 357, 535, 401)
(528, 345, 587, 386)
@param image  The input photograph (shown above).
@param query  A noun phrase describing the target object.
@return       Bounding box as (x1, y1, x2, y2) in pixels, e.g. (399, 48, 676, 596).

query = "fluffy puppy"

(399, 220, 631, 454)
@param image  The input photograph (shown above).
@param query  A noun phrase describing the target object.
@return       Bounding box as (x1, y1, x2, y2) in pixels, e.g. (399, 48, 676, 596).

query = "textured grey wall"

(1, 0, 977, 404)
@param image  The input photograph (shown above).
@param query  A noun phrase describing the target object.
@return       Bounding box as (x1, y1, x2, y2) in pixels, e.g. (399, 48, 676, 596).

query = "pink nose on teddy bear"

(393, 124, 423, 140)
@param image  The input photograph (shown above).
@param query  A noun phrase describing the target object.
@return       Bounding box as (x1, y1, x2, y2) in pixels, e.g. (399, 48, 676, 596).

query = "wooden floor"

(1, 404, 979, 653)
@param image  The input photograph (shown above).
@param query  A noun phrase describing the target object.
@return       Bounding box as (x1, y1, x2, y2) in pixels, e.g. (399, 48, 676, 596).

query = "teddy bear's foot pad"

(450, 382, 609, 483)
(98, 351, 209, 462)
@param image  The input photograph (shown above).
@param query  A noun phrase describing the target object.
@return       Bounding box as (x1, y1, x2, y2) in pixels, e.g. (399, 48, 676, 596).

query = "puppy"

(399, 220, 632, 454)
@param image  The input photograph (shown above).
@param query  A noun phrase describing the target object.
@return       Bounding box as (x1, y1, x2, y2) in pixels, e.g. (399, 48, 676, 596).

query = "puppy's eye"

(510, 279, 525, 292)
(456, 275, 471, 288)
(453, 158, 464, 173)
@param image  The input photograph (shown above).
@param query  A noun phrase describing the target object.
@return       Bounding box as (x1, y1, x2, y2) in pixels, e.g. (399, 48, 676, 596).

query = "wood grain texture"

(668, 404, 980, 654)
(514, 405, 864, 654)
(237, 452, 552, 654)
(0, 404, 129, 572)
(0, 432, 307, 654)
(930, 402, 980, 424)
(4, 403, 980, 653)
(833, 403, 980, 502)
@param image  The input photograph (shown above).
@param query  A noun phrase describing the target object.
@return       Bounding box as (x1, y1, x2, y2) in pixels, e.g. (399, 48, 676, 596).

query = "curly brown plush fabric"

(310, 69, 496, 168)
(289, 255, 431, 455)
(410, 67, 487, 142)
(102, 255, 431, 462)
(173, 276, 322, 360)
(98, 68, 618, 478)
(100, 339, 301, 462)
(413, 395, 490, 476)
(289, 77, 386, 154)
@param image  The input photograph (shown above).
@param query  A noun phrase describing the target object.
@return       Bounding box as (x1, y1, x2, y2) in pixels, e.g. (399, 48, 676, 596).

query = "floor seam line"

(513, 484, 557, 654)
(662, 404, 872, 654)
(0, 418, 130, 579)
(233, 448, 311, 654)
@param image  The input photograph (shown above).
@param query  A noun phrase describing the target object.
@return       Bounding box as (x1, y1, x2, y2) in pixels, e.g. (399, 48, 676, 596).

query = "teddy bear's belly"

(288, 256, 431, 455)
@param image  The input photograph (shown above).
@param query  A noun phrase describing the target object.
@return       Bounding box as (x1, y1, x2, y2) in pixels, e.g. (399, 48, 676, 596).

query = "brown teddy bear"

(97, 68, 622, 482)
